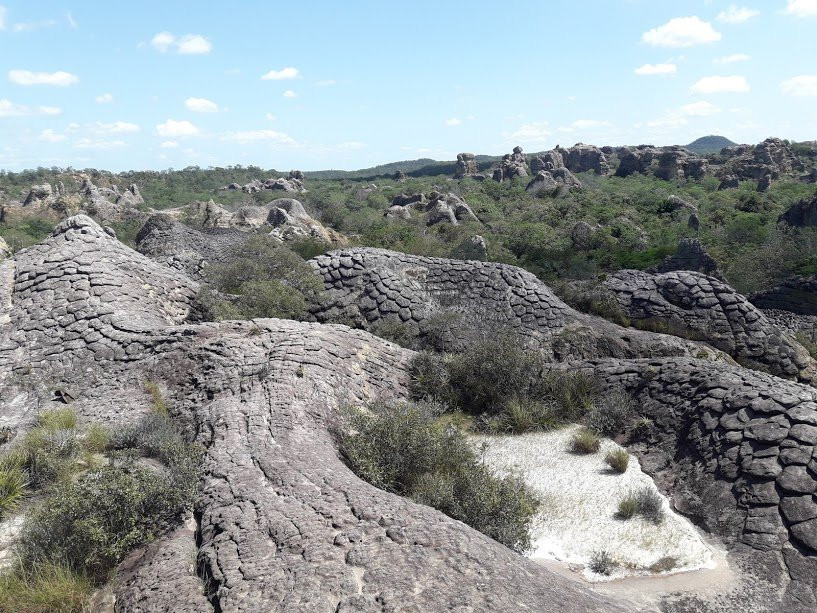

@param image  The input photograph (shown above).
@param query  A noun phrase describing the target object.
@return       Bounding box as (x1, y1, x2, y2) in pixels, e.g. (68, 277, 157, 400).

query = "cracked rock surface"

(0, 216, 626, 612)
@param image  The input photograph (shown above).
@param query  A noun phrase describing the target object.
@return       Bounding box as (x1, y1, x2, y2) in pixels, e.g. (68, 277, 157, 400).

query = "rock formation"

(454, 152, 479, 178)
(384, 192, 478, 226)
(558, 143, 610, 175)
(0, 216, 629, 612)
(751, 276, 817, 316)
(719, 137, 802, 182)
(779, 192, 817, 227)
(525, 168, 582, 196)
(650, 238, 722, 279)
(581, 269, 816, 384)
(614, 146, 707, 180)
(227, 177, 306, 194)
(268, 198, 345, 243)
(492, 146, 528, 181)
(23, 184, 53, 206)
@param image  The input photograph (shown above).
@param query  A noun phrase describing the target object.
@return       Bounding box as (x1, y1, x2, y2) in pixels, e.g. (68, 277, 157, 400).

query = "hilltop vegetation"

(685, 135, 737, 155)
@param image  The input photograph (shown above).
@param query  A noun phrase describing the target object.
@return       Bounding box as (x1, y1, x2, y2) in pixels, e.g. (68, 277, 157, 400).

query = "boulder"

(288, 169, 305, 181)
(650, 238, 722, 279)
(424, 192, 479, 226)
(23, 184, 53, 206)
(525, 171, 558, 196)
(559, 143, 610, 175)
(454, 153, 479, 179)
(492, 147, 528, 181)
(718, 175, 740, 190)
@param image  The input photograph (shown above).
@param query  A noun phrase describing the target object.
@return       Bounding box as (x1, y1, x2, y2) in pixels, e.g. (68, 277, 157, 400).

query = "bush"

(569, 427, 600, 454)
(0, 463, 26, 519)
(0, 562, 92, 613)
(542, 371, 599, 422)
(589, 549, 616, 575)
(338, 401, 539, 552)
(21, 458, 193, 581)
(605, 449, 630, 474)
(22, 410, 82, 487)
(616, 487, 665, 524)
(586, 390, 635, 435)
(203, 235, 323, 321)
(80, 424, 110, 454)
(409, 351, 453, 403)
(482, 396, 559, 434)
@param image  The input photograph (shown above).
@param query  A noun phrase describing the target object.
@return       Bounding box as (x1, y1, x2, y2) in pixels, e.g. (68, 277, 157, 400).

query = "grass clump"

(0, 561, 92, 613)
(482, 396, 559, 434)
(589, 549, 616, 575)
(144, 381, 168, 416)
(586, 390, 636, 436)
(616, 487, 665, 524)
(0, 462, 26, 519)
(605, 449, 630, 474)
(338, 400, 540, 553)
(569, 427, 600, 454)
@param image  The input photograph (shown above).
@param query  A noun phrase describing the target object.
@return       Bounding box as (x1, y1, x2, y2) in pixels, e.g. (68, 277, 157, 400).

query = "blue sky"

(0, 0, 816, 171)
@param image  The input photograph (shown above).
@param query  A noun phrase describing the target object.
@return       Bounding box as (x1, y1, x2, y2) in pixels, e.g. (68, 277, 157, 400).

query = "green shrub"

(36, 409, 77, 432)
(616, 487, 665, 524)
(409, 351, 453, 403)
(589, 549, 616, 575)
(80, 424, 110, 454)
(0, 463, 26, 519)
(0, 561, 92, 613)
(338, 401, 539, 552)
(569, 427, 600, 454)
(482, 396, 559, 434)
(21, 458, 193, 581)
(586, 390, 635, 435)
(605, 449, 630, 474)
(542, 371, 599, 421)
(144, 382, 168, 416)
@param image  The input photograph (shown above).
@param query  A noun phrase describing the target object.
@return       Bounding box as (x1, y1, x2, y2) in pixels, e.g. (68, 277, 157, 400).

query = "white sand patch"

(474, 425, 714, 581)
(0, 514, 24, 571)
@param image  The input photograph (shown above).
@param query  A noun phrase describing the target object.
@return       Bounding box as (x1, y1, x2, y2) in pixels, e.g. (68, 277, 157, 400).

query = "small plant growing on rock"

(605, 449, 630, 473)
(589, 549, 616, 575)
(569, 428, 600, 454)
(0, 463, 26, 519)
(617, 494, 639, 519)
(586, 390, 635, 435)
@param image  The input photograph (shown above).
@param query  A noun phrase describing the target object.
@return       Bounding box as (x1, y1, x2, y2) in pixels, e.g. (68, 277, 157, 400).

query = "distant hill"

(685, 135, 737, 155)
(306, 155, 503, 181)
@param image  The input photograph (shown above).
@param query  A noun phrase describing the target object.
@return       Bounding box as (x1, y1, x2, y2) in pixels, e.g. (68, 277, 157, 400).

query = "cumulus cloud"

(74, 138, 126, 150)
(714, 53, 751, 64)
(150, 31, 211, 54)
(95, 93, 114, 104)
(0, 99, 61, 117)
(90, 121, 140, 134)
(261, 67, 299, 80)
(781, 75, 817, 96)
(508, 121, 551, 145)
(642, 16, 721, 47)
(634, 63, 677, 75)
(445, 118, 462, 126)
(283, 90, 297, 98)
(156, 119, 199, 137)
(8, 69, 79, 86)
(716, 5, 760, 23)
(786, 0, 817, 17)
(160, 141, 179, 148)
(691, 75, 750, 93)
(37, 129, 67, 143)
(185, 97, 219, 113)
(219, 129, 296, 145)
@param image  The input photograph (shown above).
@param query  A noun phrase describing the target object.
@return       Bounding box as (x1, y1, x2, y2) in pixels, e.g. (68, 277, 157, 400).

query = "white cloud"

(786, 0, 817, 17)
(66, 11, 77, 28)
(177, 34, 212, 55)
(8, 69, 79, 86)
(691, 75, 749, 93)
(261, 67, 299, 81)
(90, 121, 140, 134)
(37, 129, 67, 143)
(265, 113, 276, 121)
(150, 31, 211, 54)
(781, 75, 817, 96)
(634, 63, 677, 75)
(0, 99, 61, 117)
(160, 141, 179, 148)
(150, 31, 175, 52)
(642, 16, 721, 47)
(445, 117, 462, 126)
(680, 101, 721, 116)
(220, 129, 296, 145)
(95, 93, 114, 104)
(185, 97, 219, 113)
(558, 119, 613, 132)
(316, 79, 336, 86)
(12, 19, 57, 32)
(0, 6, 6, 30)
(716, 6, 760, 23)
(74, 138, 126, 150)
(508, 121, 551, 145)
(155, 119, 199, 137)
(714, 53, 751, 64)
(283, 90, 297, 98)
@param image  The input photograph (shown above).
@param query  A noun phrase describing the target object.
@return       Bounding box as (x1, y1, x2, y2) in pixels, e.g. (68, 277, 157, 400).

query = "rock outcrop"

(23, 184, 53, 206)
(226, 177, 306, 194)
(559, 143, 610, 175)
(525, 168, 582, 195)
(454, 152, 479, 178)
(0, 215, 628, 612)
(779, 191, 817, 228)
(614, 146, 707, 180)
(309, 248, 725, 361)
(650, 238, 722, 279)
(585, 269, 816, 383)
(751, 275, 817, 316)
(492, 146, 528, 181)
(719, 137, 802, 183)
(384, 192, 478, 226)
(268, 197, 345, 243)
